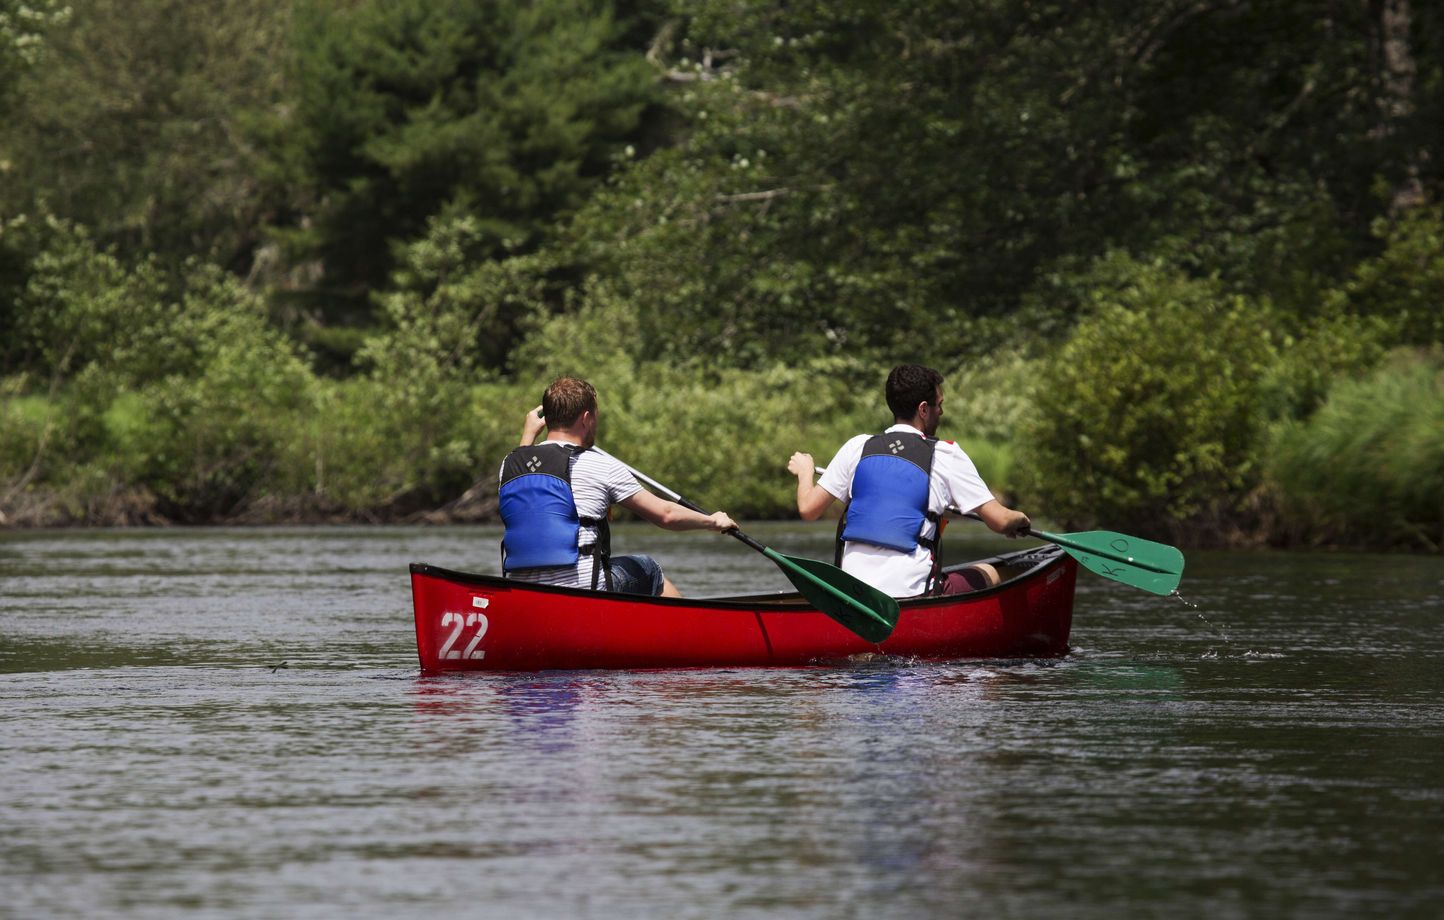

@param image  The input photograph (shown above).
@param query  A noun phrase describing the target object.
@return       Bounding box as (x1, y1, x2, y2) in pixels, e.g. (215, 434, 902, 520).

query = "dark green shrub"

(1336, 208, 1444, 348)
(1257, 312, 1389, 423)
(1018, 259, 1275, 536)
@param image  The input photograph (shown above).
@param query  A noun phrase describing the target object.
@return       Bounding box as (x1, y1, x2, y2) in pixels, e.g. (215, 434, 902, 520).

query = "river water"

(2, 523, 1441, 919)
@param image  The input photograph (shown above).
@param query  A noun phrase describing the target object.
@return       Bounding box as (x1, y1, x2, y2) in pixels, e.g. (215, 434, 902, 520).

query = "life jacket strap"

(587, 516, 613, 591)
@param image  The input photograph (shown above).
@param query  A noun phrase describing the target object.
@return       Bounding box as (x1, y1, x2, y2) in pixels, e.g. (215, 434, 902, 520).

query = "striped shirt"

(500, 442, 641, 589)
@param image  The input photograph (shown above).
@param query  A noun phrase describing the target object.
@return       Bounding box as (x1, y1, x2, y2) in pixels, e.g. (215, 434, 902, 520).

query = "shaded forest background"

(1, 0, 1442, 549)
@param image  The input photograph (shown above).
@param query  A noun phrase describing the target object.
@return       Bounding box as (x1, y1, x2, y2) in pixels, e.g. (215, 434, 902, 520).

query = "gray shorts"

(608, 554, 666, 596)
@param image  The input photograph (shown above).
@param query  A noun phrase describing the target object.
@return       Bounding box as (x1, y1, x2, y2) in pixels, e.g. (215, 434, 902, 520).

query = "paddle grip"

(726, 529, 765, 553)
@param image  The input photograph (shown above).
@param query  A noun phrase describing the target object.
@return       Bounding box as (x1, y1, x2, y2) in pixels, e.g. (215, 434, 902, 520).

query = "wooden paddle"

(593, 448, 900, 643)
(812, 466, 1184, 596)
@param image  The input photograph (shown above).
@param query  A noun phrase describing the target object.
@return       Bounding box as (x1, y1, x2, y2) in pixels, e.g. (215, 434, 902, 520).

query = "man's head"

(541, 376, 599, 445)
(886, 364, 945, 436)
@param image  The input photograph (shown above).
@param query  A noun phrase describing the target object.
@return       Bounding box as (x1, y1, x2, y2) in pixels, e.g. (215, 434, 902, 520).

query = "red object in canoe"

(410, 545, 1076, 671)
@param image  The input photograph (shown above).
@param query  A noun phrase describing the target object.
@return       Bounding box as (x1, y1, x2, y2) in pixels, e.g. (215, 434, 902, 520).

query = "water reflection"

(0, 633, 185, 673)
(412, 674, 591, 755)
(2, 526, 1443, 918)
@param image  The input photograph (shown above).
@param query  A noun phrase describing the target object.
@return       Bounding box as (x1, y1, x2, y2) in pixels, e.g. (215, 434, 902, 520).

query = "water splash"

(1191, 597, 1232, 658)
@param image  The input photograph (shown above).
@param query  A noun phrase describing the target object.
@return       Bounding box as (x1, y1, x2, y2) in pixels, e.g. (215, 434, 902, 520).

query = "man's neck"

(544, 429, 587, 447)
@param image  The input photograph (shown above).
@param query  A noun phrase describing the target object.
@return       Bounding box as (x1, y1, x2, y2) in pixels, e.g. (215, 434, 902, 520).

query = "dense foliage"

(1268, 348, 1444, 551)
(2, 0, 1442, 549)
(260, 0, 660, 327)
(1019, 261, 1277, 538)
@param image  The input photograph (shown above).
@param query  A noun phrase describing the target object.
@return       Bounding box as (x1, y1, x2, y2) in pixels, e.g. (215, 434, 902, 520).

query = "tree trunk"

(1373, 0, 1427, 211)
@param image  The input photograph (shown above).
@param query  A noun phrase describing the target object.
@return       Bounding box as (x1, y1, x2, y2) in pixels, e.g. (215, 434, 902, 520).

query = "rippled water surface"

(3, 524, 1442, 918)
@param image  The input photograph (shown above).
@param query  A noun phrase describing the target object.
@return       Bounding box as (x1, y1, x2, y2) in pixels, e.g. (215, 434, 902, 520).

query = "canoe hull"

(410, 546, 1076, 671)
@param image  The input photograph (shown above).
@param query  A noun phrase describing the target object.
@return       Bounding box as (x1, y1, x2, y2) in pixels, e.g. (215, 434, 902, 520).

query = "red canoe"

(410, 545, 1076, 671)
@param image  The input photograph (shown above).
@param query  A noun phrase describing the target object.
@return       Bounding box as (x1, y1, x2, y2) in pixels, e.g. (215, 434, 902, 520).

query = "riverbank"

(0, 484, 501, 529)
(6, 347, 1442, 552)
(3, 482, 1434, 555)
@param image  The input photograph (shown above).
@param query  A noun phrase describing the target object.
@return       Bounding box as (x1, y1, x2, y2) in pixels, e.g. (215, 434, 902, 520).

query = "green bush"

(327, 223, 555, 512)
(606, 360, 879, 517)
(0, 381, 51, 481)
(295, 376, 529, 514)
(1336, 208, 1444, 348)
(1018, 259, 1275, 536)
(1266, 348, 1444, 550)
(1257, 311, 1389, 423)
(0, 381, 125, 521)
(83, 267, 319, 518)
(1, 220, 326, 519)
(6, 214, 174, 383)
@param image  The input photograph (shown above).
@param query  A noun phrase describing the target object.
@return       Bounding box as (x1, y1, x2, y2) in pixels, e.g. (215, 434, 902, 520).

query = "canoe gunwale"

(408, 543, 1067, 611)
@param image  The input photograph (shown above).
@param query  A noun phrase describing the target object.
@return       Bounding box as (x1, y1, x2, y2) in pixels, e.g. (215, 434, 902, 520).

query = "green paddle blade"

(764, 549, 900, 643)
(1032, 529, 1184, 596)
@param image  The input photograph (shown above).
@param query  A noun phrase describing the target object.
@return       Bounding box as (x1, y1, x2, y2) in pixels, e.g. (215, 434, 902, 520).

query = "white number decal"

(439, 611, 466, 660)
(439, 610, 490, 661)
(463, 613, 489, 661)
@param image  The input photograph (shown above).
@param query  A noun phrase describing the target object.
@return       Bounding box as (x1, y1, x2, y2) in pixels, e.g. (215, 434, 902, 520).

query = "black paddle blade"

(767, 550, 900, 643)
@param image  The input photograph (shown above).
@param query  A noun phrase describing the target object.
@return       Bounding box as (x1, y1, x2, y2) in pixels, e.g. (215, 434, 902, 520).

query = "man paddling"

(500, 376, 736, 597)
(788, 364, 1031, 598)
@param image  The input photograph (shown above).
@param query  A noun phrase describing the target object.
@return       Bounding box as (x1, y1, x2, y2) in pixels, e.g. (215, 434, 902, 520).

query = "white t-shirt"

(501, 442, 641, 589)
(817, 424, 995, 598)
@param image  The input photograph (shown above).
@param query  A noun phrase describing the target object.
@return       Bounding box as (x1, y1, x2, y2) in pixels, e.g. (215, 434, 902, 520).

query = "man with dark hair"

(787, 364, 1031, 598)
(499, 375, 736, 597)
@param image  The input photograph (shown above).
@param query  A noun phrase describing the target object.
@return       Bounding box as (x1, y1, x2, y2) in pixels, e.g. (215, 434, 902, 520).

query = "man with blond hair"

(499, 376, 736, 597)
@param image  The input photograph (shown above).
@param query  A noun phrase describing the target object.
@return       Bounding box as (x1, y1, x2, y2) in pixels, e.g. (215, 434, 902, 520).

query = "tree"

(0, 0, 292, 269)
(0, 0, 67, 111)
(260, 0, 661, 328)
(539, 0, 1442, 370)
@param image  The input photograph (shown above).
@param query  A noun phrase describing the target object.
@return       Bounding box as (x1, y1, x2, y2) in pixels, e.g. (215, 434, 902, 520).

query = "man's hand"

(520, 405, 547, 446)
(787, 451, 816, 480)
(709, 512, 737, 533)
(975, 500, 1032, 538)
(1002, 511, 1032, 538)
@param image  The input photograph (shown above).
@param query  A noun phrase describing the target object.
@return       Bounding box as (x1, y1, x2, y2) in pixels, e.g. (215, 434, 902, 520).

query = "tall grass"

(1267, 348, 1444, 550)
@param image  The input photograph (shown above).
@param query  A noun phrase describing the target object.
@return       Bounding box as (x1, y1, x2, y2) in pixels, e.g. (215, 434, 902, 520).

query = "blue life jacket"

(499, 443, 611, 589)
(836, 432, 943, 586)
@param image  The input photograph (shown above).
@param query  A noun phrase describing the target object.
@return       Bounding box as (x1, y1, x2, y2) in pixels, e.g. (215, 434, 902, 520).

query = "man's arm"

(519, 405, 547, 446)
(973, 499, 1031, 538)
(619, 489, 737, 533)
(788, 452, 838, 521)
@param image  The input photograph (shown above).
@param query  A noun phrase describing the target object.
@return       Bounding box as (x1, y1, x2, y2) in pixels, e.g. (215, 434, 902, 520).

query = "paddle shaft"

(592, 448, 894, 630)
(599, 451, 768, 552)
(943, 509, 1177, 576)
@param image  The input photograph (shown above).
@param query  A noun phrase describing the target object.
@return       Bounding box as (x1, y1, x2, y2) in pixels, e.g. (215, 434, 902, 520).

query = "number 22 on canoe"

(592, 448, 901, 643)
